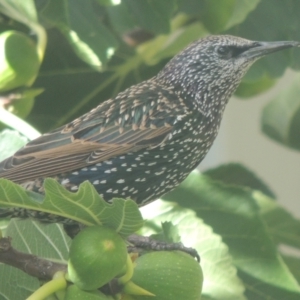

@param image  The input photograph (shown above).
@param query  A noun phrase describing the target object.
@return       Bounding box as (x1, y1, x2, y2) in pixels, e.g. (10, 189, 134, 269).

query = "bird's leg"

(127, 233, 200, 262)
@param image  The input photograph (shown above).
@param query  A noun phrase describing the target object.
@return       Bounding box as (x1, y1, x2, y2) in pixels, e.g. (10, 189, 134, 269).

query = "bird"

(0, 35, 298, 224)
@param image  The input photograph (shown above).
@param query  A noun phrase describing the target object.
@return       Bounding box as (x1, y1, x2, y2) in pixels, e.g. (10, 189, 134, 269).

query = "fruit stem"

(118, 254, 134, 284)
(26, 274, 67, 300)
(123, 281, 155, 297)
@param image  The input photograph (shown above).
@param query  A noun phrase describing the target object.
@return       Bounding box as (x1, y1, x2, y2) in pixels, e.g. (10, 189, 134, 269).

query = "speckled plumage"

(0, 35, 298, 223)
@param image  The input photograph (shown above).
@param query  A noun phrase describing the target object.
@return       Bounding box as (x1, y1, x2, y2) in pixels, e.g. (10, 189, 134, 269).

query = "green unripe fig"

(0, 30, 40, 92)
(127, 251, 203, 300)
(68, 225, 128, 290)
(65, 284, 114, 300)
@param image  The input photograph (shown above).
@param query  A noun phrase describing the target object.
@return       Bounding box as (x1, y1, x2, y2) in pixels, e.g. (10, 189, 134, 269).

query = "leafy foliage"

(0, 0, 300, 299)
(0, 178, 143, 236)
(261, 73, 300, 150)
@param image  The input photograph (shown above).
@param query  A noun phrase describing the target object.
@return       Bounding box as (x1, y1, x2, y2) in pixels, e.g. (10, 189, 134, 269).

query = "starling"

(0, 35, 298, 223)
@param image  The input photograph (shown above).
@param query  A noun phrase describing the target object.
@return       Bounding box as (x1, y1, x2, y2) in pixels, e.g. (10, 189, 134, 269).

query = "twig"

(0, 237, 67, 280)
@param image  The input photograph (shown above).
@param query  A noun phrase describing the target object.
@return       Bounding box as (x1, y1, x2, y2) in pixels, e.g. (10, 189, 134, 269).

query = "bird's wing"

(0, 85, 189, 183)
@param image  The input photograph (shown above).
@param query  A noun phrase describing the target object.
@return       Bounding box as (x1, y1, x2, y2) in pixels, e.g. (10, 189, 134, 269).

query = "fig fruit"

(68, 225, 128, 290)
(126, 251, 203, 300)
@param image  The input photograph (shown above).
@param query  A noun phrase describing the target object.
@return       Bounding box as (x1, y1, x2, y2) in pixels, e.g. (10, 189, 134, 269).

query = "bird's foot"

(127, 234, 200, 262)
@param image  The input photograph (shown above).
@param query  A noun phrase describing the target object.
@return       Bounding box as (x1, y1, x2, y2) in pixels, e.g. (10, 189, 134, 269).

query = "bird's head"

(158, 35, 299, 114)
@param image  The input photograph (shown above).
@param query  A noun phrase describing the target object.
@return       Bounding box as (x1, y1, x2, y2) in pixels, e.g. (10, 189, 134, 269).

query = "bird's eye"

(216, 46, 232, 58)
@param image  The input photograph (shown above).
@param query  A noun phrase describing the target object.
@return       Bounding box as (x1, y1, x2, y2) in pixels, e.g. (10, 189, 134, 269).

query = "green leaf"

(163, 171, 300, 294)
(122, 0, 176, 34)
(140, 200, 246, 300)
(95, 0, 121, 6)
(0, 129, 27, 161)
(177, 0, 260, 31)
(235, 74, 276, 98)
(225, 0, 261, 29)
(282, 255, 300, 284)
(40, 0, 118, 70)
(177, 0, 205, 16)
(0, 178, 143, 236)
(204, 163, 276, 198)
(107, 1, 137, 34)
(138, 22, 207, 66)
(161, 221, 181, 243)
(149, 221, 181, 243)
(6, 219, 70, 260)
(67, 0, 118, 70)
(0, 0, 38, 23)
(240, 270, 300, 300)
(0, 219, 70, 300)
(37, 0, 69, 28)
(0, 0, 46, 61)
(254, 192, 300, 250)
(200, 0, 236, 33)
(261, 73, 300, 150)
(0, 264, 39, 300)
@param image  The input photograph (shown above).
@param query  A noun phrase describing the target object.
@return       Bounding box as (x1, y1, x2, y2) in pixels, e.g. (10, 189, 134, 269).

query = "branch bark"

(0, 237, 67, 280)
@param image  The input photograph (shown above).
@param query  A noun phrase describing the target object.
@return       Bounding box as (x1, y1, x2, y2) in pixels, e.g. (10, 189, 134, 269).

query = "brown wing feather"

(0, 80, 190, 183)
(0, 125, 171, 183)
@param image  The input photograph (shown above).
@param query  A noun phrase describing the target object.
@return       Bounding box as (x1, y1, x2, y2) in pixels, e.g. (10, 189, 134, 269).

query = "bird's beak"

(241, 40, 300, 60)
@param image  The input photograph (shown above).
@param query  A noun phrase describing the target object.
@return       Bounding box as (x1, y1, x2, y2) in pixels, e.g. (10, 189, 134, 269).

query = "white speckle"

(105, 170, 111, 174)
(91, 167, 97, 171)
(72, 171, 79, 175)
(123, 186, 129, 191)
(61, 179, 70, 185)
(71, 186, 78, 191)
(126, 168, 132, 172)
(106, 188, 112, 193)
(117, 179, 125, 184)
(155, 171, 165, 176)
(148, 162, 157, 166)
(105, 161, 112, 165)
(100, 180, 107, 184)
(96, 163, 102, 166)
(93, 180, 100, 184)
(82, 168, 88, 171)
(121, 163, 127, 167)
(113, 189, 119, 194)
(111, 168, 117, 172)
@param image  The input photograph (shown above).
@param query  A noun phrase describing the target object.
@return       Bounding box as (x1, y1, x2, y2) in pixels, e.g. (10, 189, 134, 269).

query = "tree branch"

(0, 237, 67, 280)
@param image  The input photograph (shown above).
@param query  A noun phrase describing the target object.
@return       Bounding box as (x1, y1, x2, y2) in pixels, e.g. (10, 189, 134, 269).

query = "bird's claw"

(127, 234, 200, 262)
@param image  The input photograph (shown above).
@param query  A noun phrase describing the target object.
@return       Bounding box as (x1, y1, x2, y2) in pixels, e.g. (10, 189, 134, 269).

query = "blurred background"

(1, 1, 300, 299)
(201, 69, 300, 217)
